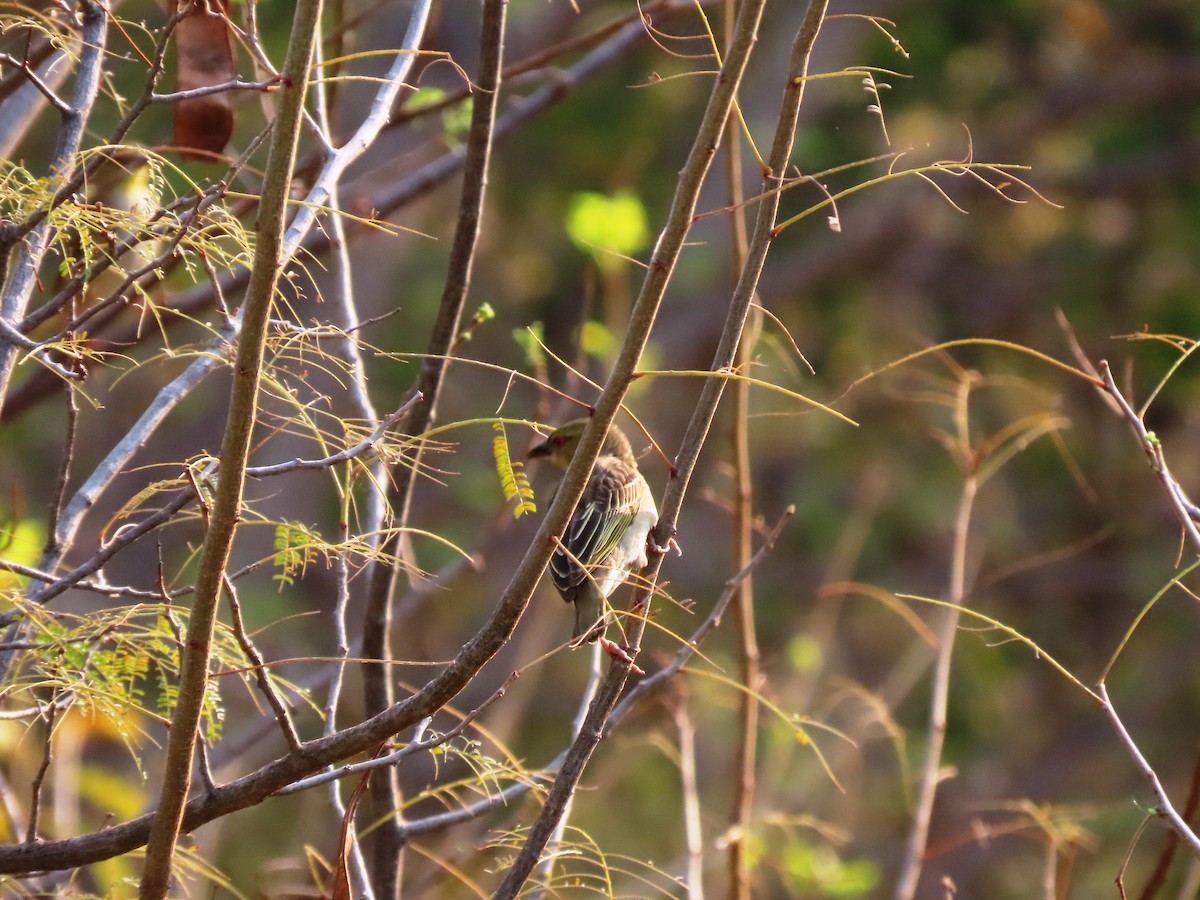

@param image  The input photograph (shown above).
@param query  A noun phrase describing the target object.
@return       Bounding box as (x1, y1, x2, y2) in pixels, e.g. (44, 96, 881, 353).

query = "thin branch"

(150, 77, 279, 103)
(0, 52, 69, 114)
(281, 673, 514, 796)
(721, 0, 759, 892)
(245, 396, 420, 477)
(1099, 684, 1200, 860)
(531, 643, 604, 898)
(4, 486, 198, 617)
(1098, 360, 1200, 553)
(608, 506, 794, 729)
(49, 325, 234, 563)
(894, 468, 978, 900)
(222, 576, 302, 753)
(670, 688, 706, 900)
(0, 36, 56, 106)
(43, 385, 78, 559)
(1135, 749, 1200, 900)
(25, 698, 65, 844)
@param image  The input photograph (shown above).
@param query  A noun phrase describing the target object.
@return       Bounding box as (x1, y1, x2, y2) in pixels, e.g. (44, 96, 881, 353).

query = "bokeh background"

(3, 0, 1200, 896)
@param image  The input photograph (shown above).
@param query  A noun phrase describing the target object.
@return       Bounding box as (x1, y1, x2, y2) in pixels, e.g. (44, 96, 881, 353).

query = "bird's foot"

(648, 533, 682, 556)
(600, 638, 645, 675)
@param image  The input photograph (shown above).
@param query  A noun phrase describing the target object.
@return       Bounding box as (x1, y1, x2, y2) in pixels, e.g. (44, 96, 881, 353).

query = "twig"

(721, 0, 760, 891)
(281, 673, 515, 796)
(1099, 684, 1200, 860)
(49, 325, 235, 562)
(669, 687, 706, 900)
(0, 52, 68, 114)
(150, 77, 279, 103)
(1097, 360, 1200, 553)
(25, 697, 66, 844)
(894, 455, 978, 899)
(157, 566, 216, 797)
(0, 36, 56, 107)
(43, 386, 78, 559)
(15, 486, 198, 612)
(1135, 749, 1200, 899)
(531, 643, 604, 898)
(222, 576, 302, 752)
(323, 502, 374, 900)
(246, 396, 420, 477)
(607, 507, 794, 729)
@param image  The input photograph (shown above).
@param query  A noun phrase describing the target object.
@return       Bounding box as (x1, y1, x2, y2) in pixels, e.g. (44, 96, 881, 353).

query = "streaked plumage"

(528, 419, 658, 644)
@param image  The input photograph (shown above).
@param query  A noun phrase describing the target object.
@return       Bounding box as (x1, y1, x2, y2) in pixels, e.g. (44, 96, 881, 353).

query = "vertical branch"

(721, 1, 759, 896)
(138, 2, 323, 896)
(309, 18, 379, 900)
(329, 497, 374, 900)
(671, 688, 706, 900)
(359, 1, 506, 895)
(531, 643, 603, 897)
(894, 459, 978, 900)
(25, 699, 62, 844)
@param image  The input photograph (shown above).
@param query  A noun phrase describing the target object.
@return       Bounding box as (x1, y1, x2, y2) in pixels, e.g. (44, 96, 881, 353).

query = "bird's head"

(527, 418, 634, 468)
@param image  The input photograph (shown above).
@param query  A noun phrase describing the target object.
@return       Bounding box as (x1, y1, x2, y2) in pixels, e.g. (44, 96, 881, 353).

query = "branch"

(1097, 360, 1200, 553)
(150, 77, 279, 104)
(894, 467, 978, 900)
(139, 1, 323, 894)
(1099, 684, 1200, 860)
(222, 576, 302, 753)
(606, 507, 795, 730)
(721, 0, 760, 891)
(245, 395, 420, 477)
(0, 52, 68, 114)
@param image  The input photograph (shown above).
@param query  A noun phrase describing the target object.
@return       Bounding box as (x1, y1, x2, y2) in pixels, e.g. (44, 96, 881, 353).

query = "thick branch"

(138, 2, 323, 895)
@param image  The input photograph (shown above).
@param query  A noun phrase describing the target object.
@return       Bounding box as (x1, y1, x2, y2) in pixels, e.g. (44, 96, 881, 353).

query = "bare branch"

(1099, 684, 1200, 861)
(1097, 360, 1200, 553)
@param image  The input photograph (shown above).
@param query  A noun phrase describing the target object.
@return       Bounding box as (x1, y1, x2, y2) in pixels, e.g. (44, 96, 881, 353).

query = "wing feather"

(550, 457, 646, 601)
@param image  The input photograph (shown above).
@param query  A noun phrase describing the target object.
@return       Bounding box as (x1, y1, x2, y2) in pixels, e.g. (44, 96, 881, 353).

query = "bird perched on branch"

(528, 418, 661, 647)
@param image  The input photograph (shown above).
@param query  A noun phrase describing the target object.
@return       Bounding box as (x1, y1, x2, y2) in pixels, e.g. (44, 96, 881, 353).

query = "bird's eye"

(553, 435, 566, 446)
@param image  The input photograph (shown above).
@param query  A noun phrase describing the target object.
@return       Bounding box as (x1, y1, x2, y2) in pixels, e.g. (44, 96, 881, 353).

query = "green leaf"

(566, 190, 650, 263)
(514, 322, 546, 369)
(492, 423, 536, 518)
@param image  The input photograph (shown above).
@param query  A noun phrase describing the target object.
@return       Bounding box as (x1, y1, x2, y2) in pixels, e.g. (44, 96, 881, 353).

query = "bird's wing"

(550, 458, 646, 599)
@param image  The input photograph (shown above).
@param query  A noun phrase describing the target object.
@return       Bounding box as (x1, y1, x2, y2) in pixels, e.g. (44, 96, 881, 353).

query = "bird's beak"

(527, 439, 551, 460)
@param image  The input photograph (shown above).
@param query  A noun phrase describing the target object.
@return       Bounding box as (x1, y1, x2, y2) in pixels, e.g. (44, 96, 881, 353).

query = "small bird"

(528, 419, 659, 646)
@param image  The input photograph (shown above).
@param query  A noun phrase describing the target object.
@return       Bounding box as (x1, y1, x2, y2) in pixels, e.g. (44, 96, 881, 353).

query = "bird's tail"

(571, 581, 607, 644)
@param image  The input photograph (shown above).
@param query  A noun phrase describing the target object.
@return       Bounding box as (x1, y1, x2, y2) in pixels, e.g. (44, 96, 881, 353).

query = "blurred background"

(3, 0, 1200, 896)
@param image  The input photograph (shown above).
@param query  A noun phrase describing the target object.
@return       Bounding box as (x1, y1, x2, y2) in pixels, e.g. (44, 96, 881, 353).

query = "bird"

(527, 418, 660, 646)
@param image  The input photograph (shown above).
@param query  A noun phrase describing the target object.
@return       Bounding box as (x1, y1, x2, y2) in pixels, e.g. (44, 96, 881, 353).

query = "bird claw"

(648, 534, 682, 557)
(600, 638, 645, 675)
